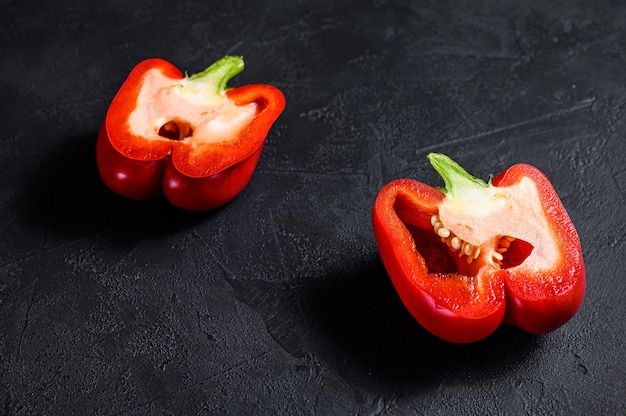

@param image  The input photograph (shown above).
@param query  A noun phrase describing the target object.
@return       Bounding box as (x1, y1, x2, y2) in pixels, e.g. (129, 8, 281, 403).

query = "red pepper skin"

(162, 144, 264, 211)
(372, 156, 585, 343)
(96, 124, 167, 200)
(96, 57, 285, 211)
(492, 164, 586, 336)
(373, 179, 506, 344)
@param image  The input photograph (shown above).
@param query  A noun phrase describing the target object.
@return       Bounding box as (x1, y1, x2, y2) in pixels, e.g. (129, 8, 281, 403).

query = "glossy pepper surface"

(372, 153, 585, 344)
(96, 56, 285, 211)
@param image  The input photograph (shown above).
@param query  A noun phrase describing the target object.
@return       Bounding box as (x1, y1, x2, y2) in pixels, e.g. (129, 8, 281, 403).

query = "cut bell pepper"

(96, 56, 285, 211)
(372, 153, 585, 343)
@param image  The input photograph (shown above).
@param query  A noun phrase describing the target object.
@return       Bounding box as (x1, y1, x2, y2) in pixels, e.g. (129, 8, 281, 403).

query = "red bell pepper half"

(372, 153, 585, 343)
(96, 56, 285, 211)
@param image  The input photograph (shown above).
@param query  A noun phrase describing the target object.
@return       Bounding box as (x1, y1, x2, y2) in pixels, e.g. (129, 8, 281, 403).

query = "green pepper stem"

(183, 55, 244, 95)
(427, 153, 490, 200)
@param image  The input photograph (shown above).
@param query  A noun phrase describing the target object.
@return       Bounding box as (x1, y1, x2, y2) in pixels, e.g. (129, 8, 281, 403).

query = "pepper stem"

(427, 153, 492, 201)
(180, 55, 245, 98)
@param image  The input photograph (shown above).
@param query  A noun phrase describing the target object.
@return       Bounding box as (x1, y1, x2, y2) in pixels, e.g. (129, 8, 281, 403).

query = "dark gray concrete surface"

(1, 0, 624, 414)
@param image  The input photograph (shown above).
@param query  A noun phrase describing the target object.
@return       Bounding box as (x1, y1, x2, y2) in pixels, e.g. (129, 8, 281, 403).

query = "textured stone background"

(1, 0, 625, 414)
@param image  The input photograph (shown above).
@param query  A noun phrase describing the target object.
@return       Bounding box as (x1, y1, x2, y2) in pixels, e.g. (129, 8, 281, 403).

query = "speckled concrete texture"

(1, 0, 625, 414)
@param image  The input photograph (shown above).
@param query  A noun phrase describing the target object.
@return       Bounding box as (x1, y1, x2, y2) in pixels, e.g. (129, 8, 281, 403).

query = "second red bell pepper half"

(372, 153, 585, 343)
(96, 56, 285, 211)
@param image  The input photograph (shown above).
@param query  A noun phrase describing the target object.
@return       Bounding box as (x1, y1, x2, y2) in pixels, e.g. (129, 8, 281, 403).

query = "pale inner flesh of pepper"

(128, 68, 257, 146)
(431, 213, 515, 266)
(434, 176, 560, 274)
